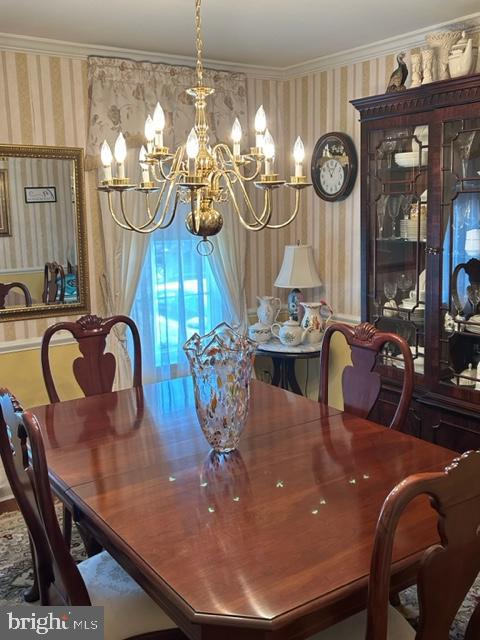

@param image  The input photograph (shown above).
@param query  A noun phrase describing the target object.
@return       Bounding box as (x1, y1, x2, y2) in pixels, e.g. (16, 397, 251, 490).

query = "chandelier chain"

(195, 0, 204, 86)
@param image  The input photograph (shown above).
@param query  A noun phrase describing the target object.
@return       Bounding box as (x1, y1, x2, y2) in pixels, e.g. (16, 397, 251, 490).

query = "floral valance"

(86, 56, 248, 170)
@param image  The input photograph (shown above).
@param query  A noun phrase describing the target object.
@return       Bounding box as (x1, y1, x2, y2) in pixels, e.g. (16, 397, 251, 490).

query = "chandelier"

(98, 0, 311, 255)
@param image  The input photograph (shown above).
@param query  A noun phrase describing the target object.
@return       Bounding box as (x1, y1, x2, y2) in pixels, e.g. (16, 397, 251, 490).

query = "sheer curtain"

(87, 56, 249, 385)
(131, 204, 227, 383)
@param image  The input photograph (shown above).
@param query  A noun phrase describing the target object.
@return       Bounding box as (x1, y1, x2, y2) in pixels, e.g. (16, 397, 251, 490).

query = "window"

(131, 210, 226, 381)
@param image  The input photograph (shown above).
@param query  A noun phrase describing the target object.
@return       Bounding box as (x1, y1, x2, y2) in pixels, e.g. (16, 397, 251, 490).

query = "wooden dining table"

(31, 377, 455, 640)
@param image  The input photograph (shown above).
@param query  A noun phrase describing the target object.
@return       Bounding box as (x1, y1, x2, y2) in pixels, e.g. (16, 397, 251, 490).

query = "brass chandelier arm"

(213, 143, 262, 182)
(152, 146, 186, 182)
(106, 192, 140, 231)
(115, 186, 181, 234)
(225, 169, 272, 226)
(223, 174, 274, 231)
(261, 188, 302, 229)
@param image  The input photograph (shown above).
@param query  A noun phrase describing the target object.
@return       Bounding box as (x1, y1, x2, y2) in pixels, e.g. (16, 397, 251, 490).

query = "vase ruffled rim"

(183, 321, 256, 364)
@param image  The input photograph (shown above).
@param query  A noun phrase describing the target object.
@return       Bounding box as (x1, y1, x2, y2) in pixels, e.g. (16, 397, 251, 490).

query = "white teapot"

(271, 318, 308, 347)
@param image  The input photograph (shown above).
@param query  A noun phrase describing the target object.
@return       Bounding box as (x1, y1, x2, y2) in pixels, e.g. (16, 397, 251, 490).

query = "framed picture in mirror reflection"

(0, 169, 11, 236)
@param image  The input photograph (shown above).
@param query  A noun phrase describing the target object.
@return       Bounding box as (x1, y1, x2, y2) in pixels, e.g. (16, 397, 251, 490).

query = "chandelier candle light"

(98, 0, 311, 255)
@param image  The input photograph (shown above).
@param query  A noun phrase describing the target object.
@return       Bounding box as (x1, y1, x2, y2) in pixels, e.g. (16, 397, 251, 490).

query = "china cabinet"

(352, 73, 480, 451)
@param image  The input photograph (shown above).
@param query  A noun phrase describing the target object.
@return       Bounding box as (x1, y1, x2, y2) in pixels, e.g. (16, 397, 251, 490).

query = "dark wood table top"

(31, 379, 455, 639)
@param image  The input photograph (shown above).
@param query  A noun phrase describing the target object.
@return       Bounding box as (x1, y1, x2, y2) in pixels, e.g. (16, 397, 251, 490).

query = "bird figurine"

(386, 52, 408, 92)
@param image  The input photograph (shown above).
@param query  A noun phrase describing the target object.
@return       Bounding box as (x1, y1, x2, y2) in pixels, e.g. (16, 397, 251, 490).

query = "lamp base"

(288, 288, 305, 322)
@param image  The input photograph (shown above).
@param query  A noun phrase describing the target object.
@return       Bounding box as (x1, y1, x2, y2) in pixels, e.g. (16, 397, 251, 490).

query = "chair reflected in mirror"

(42, 262, 65, 304)
(0, 282, 32, 309)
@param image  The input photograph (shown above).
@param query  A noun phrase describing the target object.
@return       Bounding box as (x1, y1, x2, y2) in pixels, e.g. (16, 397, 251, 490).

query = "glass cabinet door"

(367, 124, 429, 376)
(439, 117, 480, 391)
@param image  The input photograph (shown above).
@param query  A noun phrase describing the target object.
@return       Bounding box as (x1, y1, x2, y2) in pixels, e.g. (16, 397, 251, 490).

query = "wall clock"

(311, 132, 357, 201)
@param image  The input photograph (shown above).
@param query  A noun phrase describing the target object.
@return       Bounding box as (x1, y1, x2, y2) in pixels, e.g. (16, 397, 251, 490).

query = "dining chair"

(319, 322, 414, 430)
(41, 313, 142, 403)
(42, 261, 65, 304)
(0, 389, 186, 640)
(41, 313, 142, 553)
(310, 449, 480, 639)
(0, 282, 32, 308)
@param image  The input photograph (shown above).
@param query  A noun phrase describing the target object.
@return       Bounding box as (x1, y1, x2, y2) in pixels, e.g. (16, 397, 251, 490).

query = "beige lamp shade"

(274, 244, 322, 289)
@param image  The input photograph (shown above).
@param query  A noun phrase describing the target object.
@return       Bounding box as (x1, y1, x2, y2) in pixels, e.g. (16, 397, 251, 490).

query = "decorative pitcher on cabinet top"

(300, 301, 333, 344)
(256, 295, 281, 326)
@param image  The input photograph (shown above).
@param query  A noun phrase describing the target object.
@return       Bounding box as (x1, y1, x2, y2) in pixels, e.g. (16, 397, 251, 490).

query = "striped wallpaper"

(1, 29, 479, 342)
(245, 32, 480, 321)
(0, 50, 102, 341)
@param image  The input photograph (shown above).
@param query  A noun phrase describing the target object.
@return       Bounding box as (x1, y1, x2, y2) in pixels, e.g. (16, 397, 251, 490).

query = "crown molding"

(285, 11, 480, 78)
(0, 11, 479, 81)
(0, 31, 285, 80)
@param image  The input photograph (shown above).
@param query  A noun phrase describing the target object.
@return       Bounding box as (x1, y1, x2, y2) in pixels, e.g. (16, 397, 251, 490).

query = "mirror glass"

(0, 145, 88, 320)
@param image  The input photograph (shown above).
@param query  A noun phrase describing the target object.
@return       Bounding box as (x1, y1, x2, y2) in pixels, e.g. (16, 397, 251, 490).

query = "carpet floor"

(0, 507, 478, 637)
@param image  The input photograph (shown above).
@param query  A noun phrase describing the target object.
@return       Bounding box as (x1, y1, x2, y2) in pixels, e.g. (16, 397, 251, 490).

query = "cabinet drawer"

(420, 405, 480, 452)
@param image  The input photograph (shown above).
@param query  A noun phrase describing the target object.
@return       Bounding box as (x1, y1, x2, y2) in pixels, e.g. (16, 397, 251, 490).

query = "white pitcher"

(256, 296, 281, 326)
(300, 301, 333, 344)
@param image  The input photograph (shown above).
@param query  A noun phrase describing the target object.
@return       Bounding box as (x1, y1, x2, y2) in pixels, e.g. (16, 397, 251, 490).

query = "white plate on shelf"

(390, 346, 424, 374)
(395, 150, 428, 167)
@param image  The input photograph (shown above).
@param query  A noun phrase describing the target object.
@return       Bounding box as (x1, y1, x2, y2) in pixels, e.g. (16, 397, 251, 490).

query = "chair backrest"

(319, 322, 414, 430)
(0, 282, 32, 309)
(42, 262, 65, 304)
(366, 450, 480, 640)
(0, 390, 90, 605)
(41, 314, 142, 403)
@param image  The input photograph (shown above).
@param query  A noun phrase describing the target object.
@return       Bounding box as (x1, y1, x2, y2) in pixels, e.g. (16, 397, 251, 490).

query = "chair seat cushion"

(309, 605, 415, 640)
(78, 551, 176, 640)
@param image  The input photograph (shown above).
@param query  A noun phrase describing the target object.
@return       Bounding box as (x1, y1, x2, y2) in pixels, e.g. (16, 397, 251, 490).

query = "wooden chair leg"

(63, 504, 72, 550)
(76, 520, 103, 557)
(23, 535, 39, 602)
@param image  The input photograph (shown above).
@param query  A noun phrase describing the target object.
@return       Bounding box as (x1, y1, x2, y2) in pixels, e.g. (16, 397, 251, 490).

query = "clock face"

(320, 159, 345, 196)
(311, 133, 357, 202)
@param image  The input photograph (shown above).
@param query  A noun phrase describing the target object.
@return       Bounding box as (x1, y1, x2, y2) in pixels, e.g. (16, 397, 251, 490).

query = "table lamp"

(274, 244, 322, 321)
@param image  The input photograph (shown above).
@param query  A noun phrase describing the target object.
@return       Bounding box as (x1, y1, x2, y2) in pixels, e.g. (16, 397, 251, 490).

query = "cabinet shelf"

(376, 238, 426, 244)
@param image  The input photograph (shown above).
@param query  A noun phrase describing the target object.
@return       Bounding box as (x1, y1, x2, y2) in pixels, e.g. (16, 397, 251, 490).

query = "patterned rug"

(0, 507, 478, 637)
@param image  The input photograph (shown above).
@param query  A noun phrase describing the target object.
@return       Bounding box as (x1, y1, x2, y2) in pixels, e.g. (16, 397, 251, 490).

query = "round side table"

(255, 341, 322, 396)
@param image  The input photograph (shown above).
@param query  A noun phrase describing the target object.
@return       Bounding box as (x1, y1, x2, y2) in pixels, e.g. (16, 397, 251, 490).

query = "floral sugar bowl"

(248, 322, 272, 344)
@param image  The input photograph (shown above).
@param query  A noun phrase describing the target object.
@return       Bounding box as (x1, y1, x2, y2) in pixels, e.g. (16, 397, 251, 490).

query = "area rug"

(0, 507, 478, 637)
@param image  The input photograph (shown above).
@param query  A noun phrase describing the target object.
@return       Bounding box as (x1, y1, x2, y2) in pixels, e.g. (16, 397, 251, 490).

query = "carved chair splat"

(0, 390, 186, 639)
(0, 282, 32, 309)
(41, 314, 142, 404)
(366, 450, 480, 640)
(319, 322, 414, 430)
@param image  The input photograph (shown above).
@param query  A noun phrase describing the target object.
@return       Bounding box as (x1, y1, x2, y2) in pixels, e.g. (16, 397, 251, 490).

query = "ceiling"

(1, 0, 479, 68)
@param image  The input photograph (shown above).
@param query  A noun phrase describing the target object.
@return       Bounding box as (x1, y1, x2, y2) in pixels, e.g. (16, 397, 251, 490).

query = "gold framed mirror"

(0, 144, 89, 321)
